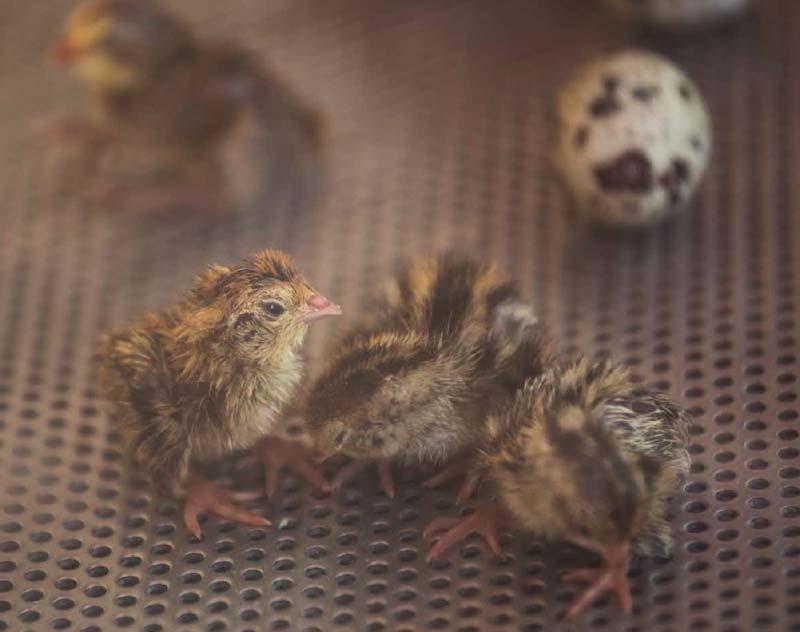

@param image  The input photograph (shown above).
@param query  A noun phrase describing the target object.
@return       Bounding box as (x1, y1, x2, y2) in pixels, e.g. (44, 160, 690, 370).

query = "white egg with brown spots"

(553, 50, 711, 227)
(601, 0, 752, 31)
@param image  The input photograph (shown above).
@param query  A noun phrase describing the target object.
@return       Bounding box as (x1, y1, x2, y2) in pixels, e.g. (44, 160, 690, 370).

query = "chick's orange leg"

(183, 472, 270, 538)
(561, 542, 632, 619)
(377, 461, 395, 499)
(423, 459, 481, 503)
(256, 437, 332, 498)
(330, 460, 395, 498)
(424, 504, 506, 562)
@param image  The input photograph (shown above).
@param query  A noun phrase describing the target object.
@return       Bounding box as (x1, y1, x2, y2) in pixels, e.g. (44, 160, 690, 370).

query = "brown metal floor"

(1, 1, 799, 631)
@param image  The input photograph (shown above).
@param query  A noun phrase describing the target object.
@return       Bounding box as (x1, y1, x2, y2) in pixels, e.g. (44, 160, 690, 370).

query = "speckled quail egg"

(553, 50, 711, 227)
(601, 0, 752, 31)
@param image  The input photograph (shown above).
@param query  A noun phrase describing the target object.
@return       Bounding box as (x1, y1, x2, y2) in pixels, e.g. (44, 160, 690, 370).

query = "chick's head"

(543, 415, 650, 550)
(492, 358, 653, 549)
(52, 0, 194, 91)
(177, 250, 340, 370)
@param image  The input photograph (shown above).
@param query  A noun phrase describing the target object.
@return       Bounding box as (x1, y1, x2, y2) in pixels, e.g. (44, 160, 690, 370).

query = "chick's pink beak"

(296, 294, 342, 324)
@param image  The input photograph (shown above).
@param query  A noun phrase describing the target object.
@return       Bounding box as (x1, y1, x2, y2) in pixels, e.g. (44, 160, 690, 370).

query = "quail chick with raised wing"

(425, 355, 691, 620)
(98, 250, 340, 537)
(305, 253, 543, 499)
(48, 0, 321, 212)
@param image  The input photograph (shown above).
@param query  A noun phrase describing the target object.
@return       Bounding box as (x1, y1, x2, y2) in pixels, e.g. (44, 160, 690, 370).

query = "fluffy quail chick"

(305, 253, 541, 499)
(49, 0, 320, 212)
(425, 356, 691, 619)
(97, 250, 340, 536)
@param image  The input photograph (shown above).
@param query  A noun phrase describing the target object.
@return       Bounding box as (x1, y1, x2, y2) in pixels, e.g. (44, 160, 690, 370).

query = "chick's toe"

(256, 436, 331, 498)
(424, 504, 507, 562)
(183, 473, 270, 538)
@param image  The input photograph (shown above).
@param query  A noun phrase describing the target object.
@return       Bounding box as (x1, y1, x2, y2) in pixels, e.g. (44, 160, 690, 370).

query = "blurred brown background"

(0, 1, 798, 631)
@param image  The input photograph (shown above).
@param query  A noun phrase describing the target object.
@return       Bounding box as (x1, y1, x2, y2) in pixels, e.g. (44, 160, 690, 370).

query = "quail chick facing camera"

(305, 253, 543, 499)
(48, 0, 321, 212)
(425, 356, 690, 619)
(98, 250, 340, 536)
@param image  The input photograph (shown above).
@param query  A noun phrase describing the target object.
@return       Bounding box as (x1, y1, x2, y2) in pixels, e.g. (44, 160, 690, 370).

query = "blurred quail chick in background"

(426, 355, 691, 620)
(97, 250, 340, 537)
(306, 253, 544, 499)
(48, 0, 321, 213)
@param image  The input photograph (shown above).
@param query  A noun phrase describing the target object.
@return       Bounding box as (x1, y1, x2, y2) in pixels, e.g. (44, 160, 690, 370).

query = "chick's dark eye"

(261, 301, 285, 317)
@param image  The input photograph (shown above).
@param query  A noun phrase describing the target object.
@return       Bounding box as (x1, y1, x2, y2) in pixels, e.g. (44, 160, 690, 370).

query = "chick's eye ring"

(261, 301, 285, 317)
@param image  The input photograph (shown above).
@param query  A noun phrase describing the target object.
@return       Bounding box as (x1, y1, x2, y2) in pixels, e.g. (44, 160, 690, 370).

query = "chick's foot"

(329, 460, 395, 498)
(256, 436, 332, 498)
(183, 473, 270, 538)
(423, 458, 481, 503)
(561, 542, 632, 619)
(377, 461, 395, 499)
(424, 504, 506, 562)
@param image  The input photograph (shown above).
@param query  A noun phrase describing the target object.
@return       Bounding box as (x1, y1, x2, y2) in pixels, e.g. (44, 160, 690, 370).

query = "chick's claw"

(257, 437, 331, 498)
(377, 461, 395, 499)
(183, 474, 270, 538)
(424, 504, 506, 562)
(422, 515, 465, 539)
(562, 543, 632, 620)
(562, 568, 632, 619)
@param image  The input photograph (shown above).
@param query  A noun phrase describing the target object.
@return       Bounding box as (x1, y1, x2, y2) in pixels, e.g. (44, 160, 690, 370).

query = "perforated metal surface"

(0, 1, 799, 631)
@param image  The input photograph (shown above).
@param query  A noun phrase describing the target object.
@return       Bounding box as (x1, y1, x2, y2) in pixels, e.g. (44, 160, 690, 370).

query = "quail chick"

(97, 250, 340, 536)
(305, 253, 543, 499)
(49, 0, 321, 212)
(425, 355, 691, 619)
